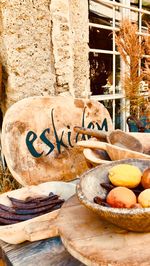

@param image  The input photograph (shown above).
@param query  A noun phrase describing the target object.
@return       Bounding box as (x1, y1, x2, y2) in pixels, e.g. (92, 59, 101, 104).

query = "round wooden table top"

(58, 195, 150, 266)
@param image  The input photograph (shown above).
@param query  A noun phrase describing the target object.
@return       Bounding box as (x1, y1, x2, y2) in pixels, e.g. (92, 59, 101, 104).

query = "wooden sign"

(1, 96, 113, 186)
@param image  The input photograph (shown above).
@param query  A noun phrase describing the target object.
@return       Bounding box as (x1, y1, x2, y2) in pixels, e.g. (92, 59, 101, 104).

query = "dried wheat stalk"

(143, 23, 150, 121)
(115, 19, 146, 116)
(0, 165, 21, 194)
(143, 23, 150, 87)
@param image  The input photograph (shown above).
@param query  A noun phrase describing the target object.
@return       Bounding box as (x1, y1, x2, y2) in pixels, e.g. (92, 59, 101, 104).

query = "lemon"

(108, 164, 142, 188)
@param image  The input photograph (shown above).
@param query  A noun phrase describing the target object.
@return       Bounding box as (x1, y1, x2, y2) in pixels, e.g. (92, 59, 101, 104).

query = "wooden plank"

(0, 238, 83, 266)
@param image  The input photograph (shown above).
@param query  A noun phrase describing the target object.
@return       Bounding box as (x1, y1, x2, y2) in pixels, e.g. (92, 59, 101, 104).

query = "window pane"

(115, 55, 121, 93)
(89, 3, 113, 27)
(142, 8, 150, 28)
(89, 27, 113, 50)
(100, 99, 124, 129)
(115, 99, 123, 129)
(90, 53, 113, 95)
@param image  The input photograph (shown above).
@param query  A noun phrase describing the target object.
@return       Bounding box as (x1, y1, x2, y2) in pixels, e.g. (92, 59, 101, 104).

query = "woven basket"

(77, 159, 150, 232)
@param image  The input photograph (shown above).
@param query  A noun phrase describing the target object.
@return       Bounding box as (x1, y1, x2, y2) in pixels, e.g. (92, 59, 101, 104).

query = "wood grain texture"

(83, 148, 111, 166)
(58, 195, 150, 266)
(77, 140, 150, 161)
(0, 260, 4, 266)
(129, 133, 150, 155)
(0, 237, 83, 266)
(0, 182, 75, 244)
(74, 127, 143, 153)
(1, 96, 112, 186)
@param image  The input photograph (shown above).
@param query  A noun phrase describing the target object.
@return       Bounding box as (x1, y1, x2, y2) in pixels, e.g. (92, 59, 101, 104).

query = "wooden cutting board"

(57, 195, 150, 266)
(1, 96, 112, 186)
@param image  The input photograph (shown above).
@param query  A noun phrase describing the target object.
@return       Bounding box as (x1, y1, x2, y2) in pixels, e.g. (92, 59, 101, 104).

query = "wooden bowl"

(108, 129, 143, 152)
(129, 132, 150, 155)
(0, 181, 75, 244)
(77, 159, 150, 232)
(83, 148, 111, 166)
(77, 140, 150, 161)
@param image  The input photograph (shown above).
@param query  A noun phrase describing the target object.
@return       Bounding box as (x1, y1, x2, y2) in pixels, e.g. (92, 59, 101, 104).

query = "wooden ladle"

(76, 140, 150, 162)
(74, 126, 143, 153)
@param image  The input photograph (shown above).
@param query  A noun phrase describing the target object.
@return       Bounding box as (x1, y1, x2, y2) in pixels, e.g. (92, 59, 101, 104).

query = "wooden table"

(58, 195, 150, 266)
(0, 237, 84, 266)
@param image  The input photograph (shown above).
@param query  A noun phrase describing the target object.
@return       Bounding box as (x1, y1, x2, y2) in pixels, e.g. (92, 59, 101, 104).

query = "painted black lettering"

(96, 118, 108, 131)
(26, 131, 43, 158)
(51, 109, 68, 153)
(75, 107, 86, 142)
(67, 130, 74, 147)
(40, 128, 55, 155)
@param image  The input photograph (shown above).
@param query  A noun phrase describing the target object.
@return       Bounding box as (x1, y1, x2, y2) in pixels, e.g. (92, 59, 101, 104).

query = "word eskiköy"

(26, 108, 108, 157)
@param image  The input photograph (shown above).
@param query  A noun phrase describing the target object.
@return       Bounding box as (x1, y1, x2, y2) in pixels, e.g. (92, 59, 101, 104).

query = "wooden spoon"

(76, 140, 150, 161)
(74, 126, 143, 153)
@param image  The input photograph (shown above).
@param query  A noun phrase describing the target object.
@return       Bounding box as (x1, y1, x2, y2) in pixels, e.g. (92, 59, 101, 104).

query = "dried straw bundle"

(142, 23, 150, 121)
(0, 164, 21, 193)
(115, 19, 147, 116)
(143, 24, 150, 88)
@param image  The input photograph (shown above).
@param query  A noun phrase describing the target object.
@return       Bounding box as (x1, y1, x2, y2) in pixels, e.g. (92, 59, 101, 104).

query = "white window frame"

(89, 0, 150, 130)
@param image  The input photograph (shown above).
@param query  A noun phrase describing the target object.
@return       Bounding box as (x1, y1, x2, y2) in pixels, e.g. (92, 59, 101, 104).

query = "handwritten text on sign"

(26, 107, 108, 157)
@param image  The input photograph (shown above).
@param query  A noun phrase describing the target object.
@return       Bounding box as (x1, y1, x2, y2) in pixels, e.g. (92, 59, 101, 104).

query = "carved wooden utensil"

(130, 132, 150, 155)
(83, 148, 111, 166)
(74, 126, 143, 153)
(76, 140, 150, 161)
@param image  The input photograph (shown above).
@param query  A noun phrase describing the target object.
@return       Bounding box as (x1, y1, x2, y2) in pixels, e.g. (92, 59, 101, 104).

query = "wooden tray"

(57, 195, 150, 266)
(0, 181, 75, 244)
(1, 96, 112, 186)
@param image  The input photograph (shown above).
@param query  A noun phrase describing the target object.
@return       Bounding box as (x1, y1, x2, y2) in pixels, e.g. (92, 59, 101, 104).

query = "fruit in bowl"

(108, 164, 142, 188)
(106, 187, 137, 208)
(76, 159, 150, 232)
(141, 168, 150, 189)
(94, 164, 150, 209)
(138, 189, 150, 207)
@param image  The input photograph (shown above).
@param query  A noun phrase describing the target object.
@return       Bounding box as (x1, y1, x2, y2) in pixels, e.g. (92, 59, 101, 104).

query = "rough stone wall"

(69, 0, 90, 98)
(0, 0, 89, 112)
(50, 0, 74, 95)
(0, 0, 56, 111)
